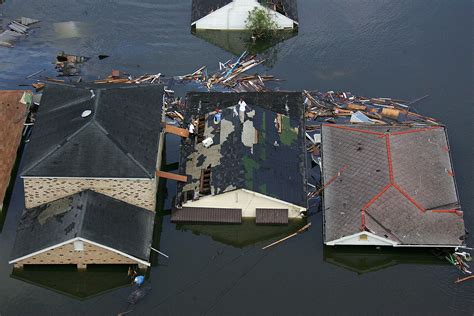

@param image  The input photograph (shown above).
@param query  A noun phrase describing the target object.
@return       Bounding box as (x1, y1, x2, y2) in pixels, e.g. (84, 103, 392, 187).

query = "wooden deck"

(171, 207, 242, 224)
(256, 208, 289, 225)
(0, 91, 28, 208)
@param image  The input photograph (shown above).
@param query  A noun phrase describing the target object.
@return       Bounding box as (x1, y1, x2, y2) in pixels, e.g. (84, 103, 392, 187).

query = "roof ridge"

(92, 120, 153, 178)
(22, 120, 94, 175)
(76, 190, 89, 238)
(40, 94, 94, 115)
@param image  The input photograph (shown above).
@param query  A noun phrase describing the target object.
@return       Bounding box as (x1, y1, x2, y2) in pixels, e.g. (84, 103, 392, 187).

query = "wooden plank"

(156, 170, 188, 182)
(164, 124, 189, 138)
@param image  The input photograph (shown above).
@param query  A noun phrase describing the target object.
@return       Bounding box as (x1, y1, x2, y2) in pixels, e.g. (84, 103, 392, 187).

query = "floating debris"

(127, 286, 152, 304)
(94, 70, 162, 84)
(262, 223, 312, 250)
(0, 17, 39, 47)
(177, 51, 279, 92)
(55, 51, 90, 76)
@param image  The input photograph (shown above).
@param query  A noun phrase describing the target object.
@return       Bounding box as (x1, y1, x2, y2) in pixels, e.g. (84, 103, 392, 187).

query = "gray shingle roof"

(21, 83, 163, 178)
(191, 0, 232, 24)
(191, 0, 298, 24)
(322, 124, 465, 246)
(10, 190, 155, 262)
(177, 92, 307, 208)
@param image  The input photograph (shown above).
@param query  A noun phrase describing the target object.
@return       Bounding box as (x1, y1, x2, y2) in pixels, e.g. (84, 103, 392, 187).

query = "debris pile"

(304, 90, 438, 126)
(177, 51, 280, 92)
(55, 52, 90, 76)
(446, 249, 472, 275)
(0, 17, 39, 48)
(93, 70, 162, 84)
(163, 89, 185, 124)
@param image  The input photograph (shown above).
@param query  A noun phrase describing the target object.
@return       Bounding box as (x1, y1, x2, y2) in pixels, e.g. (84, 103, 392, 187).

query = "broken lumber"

(164, 124, 189, 138)
(262, 223, 312, 250)
(156, 171, 188, 182)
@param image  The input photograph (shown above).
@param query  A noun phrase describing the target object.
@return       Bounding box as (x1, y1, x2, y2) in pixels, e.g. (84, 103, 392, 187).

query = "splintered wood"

(177, 52, 279, 92)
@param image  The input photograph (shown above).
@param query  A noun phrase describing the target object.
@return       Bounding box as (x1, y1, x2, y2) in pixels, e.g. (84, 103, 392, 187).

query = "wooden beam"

(164, 124, 189, 138)
(156, 170, 188, 182)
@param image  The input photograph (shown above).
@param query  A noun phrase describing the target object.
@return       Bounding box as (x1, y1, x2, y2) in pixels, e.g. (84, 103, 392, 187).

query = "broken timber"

(164, 124, 189, 138)
(156, 171, 188, 183)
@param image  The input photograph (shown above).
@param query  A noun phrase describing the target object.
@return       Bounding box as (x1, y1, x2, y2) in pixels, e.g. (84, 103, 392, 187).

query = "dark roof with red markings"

(321, 124, 465, 246)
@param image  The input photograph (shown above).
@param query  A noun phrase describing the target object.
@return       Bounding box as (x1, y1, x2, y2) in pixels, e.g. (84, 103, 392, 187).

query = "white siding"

(194, 0, 295, 30)
(183, 188, 305, 218)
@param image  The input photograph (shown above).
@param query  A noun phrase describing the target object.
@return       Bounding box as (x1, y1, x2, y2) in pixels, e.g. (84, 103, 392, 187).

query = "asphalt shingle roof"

(10, 190, 155, 262)
(322, 124, 465, 246)
(21, 83, 163, 178)
(177, 92, 307, 208)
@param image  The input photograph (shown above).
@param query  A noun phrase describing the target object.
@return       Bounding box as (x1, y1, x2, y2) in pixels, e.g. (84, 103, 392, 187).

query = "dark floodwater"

(1, 0, 473, 315)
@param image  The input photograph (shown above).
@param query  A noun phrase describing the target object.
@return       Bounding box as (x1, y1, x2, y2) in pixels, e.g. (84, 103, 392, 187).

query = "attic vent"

(74, 240, 84, 251)
(81, 110, 92, 118)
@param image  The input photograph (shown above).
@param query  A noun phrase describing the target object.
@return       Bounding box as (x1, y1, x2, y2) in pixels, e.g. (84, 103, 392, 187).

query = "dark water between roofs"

(0, 0, 473, 315)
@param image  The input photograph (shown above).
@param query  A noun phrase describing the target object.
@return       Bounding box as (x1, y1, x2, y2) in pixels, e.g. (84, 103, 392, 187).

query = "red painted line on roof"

(385, 135, 394, 183)
(390, 126, 442, 136)
(431, 209, 463, 216)
(392, 183, 426, 212)
(321, 164, 349, 190)
(362, 183, 392, 211)
(324, 124, 384, 136)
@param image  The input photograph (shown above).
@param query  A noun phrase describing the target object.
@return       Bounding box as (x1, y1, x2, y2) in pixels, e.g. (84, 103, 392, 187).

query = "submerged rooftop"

(21, 83, 163, 178)
(10, 190, 154, 264)
(176, 92, 307, 208)
(322, 124, 465, 247)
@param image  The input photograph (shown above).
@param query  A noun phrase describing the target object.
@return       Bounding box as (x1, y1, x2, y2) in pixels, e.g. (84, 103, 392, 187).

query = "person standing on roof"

(237, 97, 247, 123)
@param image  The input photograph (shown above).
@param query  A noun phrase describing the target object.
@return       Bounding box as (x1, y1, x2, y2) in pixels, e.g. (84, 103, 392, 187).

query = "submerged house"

(21, 83, 164, 212)
(191, 0, 298, 30)
(9, 190, 154, 269)
(322, 124, 465, 247)
(172, 92, 307, 225)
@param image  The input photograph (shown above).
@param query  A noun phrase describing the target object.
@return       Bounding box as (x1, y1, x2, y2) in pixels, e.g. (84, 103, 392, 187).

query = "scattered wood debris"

(177, 51, 280, 92)
(0, 17, 39, 48)
(93, 70, 162, 84)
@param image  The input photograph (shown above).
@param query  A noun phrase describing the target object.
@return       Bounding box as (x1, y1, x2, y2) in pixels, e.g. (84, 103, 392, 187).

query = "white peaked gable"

(325, 232, 397, 247)
(194, 0, 296, 30)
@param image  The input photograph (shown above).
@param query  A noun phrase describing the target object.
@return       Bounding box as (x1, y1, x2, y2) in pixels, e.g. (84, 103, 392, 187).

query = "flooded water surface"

(0, 0, 473, 315)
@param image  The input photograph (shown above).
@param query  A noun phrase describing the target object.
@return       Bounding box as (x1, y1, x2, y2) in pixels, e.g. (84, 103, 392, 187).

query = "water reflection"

(323, 246, 448, 275)
(192, 29, 297, 67)
(54, 21, 83, 39)
(176, 218, 306, 249)
(11, 265, 131, 300)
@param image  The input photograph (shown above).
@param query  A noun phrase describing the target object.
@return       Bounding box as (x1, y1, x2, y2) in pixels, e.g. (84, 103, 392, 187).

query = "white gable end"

(194, 0, 295, 30)
(325, 232, 397, 246)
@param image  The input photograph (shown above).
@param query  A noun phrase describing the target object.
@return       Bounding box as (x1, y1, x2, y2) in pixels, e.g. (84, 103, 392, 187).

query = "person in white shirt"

(237, 97, 247, 123)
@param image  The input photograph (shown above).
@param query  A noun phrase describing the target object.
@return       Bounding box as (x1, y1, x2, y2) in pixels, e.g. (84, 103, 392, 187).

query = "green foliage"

(246, 7, 277, 39)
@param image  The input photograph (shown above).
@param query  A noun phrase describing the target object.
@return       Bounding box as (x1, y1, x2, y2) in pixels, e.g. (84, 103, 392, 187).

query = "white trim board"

(325, 232, 462, 248)
(9, 237, 151, 266)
